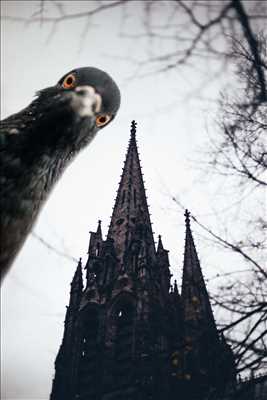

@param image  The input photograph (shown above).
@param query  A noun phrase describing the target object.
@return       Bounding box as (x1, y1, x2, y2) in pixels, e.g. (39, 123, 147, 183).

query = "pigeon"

(0, 67, 121, 281)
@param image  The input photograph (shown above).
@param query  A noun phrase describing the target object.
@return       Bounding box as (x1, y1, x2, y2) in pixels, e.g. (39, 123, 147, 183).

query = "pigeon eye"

(62, 74, 76, 89)
(96, 114, 111, 127)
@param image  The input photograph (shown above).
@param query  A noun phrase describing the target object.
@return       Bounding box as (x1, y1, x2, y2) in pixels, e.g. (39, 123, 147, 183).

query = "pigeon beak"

(70, 85, 102, 118)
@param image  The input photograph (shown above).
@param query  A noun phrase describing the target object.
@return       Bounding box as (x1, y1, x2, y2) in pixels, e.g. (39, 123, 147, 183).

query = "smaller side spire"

(181, 209, 216, 328)
(182, 209, 204, 294)
(70, 257, 83, 293)
(156, 235, 170, 267)
(68, 258, 83, 312)
(65, 259, 83, 330)
(180, 210, 233, 391)
(181, 207, 221, 346)
(50, 259, 83, 399)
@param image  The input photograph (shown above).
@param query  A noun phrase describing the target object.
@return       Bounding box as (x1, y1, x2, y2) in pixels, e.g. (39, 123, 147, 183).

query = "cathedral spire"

(107, 121, 155, 264)
(181, 210, 217, 332)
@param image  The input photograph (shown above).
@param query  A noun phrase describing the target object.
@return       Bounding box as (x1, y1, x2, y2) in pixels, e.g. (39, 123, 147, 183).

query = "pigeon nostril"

(75, 86, 96, 97)
(76, 89, 88, 97)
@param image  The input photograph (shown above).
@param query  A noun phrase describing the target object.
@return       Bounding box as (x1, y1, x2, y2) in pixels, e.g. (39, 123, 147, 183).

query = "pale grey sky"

(1, 1, 262, 399)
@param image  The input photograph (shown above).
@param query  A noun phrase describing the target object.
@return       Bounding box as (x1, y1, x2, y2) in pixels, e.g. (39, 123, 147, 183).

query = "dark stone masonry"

(50, 121, 267, 400)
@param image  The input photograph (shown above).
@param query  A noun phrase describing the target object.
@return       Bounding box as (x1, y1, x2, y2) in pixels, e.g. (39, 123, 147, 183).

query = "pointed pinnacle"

(96, 220, 102, 235)
(157, 234, 164, 252)
(71, 257, 83, 288)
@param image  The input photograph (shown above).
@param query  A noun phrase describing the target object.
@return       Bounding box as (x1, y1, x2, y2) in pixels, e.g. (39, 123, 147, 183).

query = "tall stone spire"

(181, 210, 217, 332)
(107, 121, 156, 264)
(180, 210, 237, 394)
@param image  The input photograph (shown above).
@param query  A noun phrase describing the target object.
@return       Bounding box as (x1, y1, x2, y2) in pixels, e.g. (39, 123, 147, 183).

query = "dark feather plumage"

(0, 67, 120, 281)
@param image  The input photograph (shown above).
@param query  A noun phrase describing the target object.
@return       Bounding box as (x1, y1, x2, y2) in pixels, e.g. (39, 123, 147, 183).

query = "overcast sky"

(1, 1, 262, 399)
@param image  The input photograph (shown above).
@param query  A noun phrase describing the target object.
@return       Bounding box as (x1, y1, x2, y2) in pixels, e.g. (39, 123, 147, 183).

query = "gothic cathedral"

(50, 121, 265, 400)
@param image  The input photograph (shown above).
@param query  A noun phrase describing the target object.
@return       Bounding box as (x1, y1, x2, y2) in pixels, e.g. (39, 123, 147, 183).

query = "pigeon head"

(57, 67, 121, 119)
(25, 67, 121, 154)
(0, 67, 121, 279)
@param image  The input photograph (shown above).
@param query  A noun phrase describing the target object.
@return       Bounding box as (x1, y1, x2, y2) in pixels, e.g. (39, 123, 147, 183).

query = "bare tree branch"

(31, 232, 78, 263)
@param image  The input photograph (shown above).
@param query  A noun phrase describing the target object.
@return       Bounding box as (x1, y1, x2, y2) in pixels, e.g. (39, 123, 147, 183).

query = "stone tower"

(50, 121, 236, 400)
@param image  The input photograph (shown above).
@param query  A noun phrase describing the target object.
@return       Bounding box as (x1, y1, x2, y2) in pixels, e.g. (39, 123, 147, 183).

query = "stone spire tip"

(96, 220, 102, 236)
(130, 120, 137, 137)
(184, 209, 191, 227)
(71, 257, 83, 287)
(157, 234, 164, 252)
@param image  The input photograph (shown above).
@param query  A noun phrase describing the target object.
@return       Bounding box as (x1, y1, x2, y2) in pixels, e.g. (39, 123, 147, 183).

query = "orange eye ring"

(96, 114, 112, 127)
(62, 74, 76, 89)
